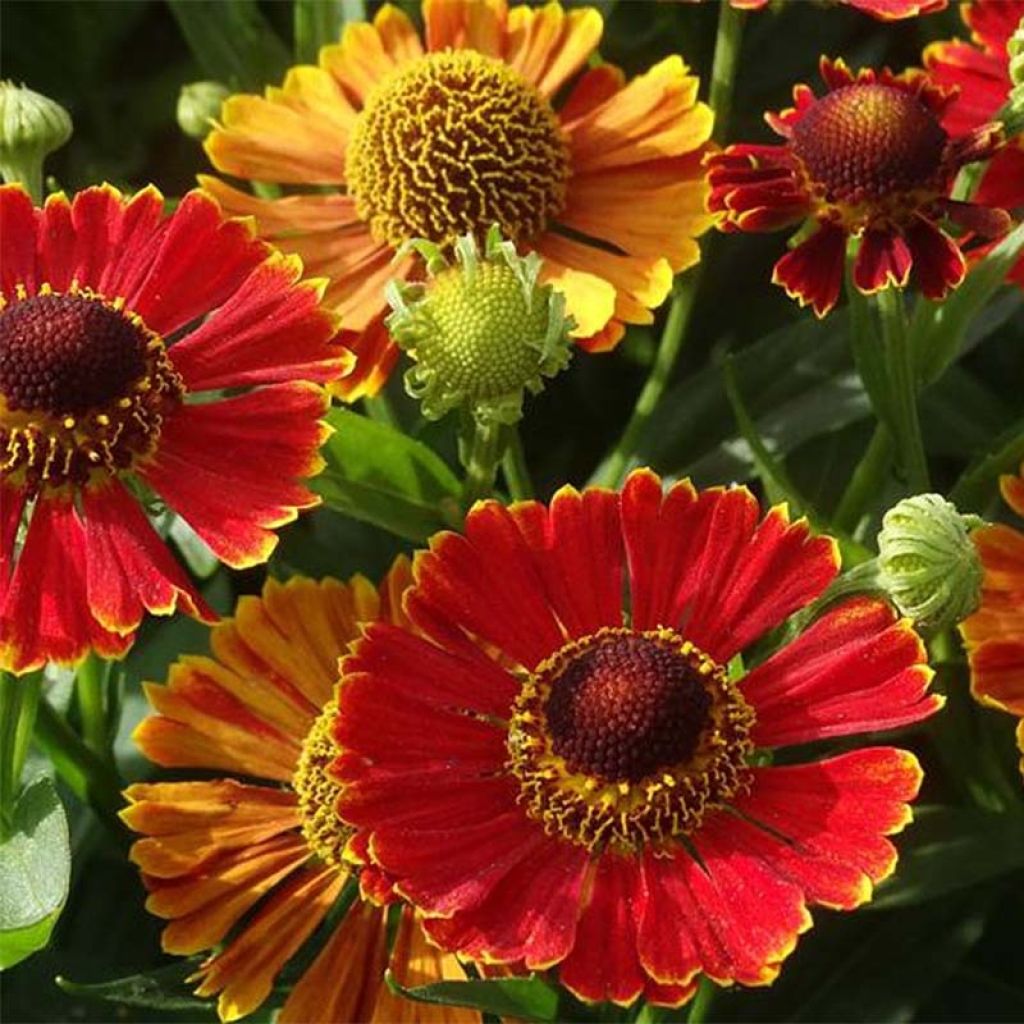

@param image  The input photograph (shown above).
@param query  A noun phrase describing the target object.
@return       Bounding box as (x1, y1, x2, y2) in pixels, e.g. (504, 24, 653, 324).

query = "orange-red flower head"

(706, 57, 1010, 316)
(731, 0, 947, 19)
(0, 184, 351, 674)
(200, 0, 716, 397)
(333, 470, 941, 1005)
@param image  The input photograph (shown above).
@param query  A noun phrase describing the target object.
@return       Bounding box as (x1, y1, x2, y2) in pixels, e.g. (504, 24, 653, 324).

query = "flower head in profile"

(334, 470, 940, 1006)
(200, 0, 716, 398)
(707, 57, 1009, 317)
(925, 0, 1024, 287)
(0, 184, 351, 674)
(731, 0, 946, 20)
(124, 562, 479, 1023)
(959, 464, 1024, 779)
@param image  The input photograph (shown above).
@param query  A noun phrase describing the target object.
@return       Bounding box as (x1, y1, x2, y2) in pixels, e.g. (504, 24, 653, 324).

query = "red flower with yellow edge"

(0, 185, 351, 675)
(200, 0, 716, 399)
(925, 0, 1024, 287)
(960, 464, 1024, 778)
(333, 469, 940, 1007)
(706, 57, 1009, 317)
(730, 0, 947, 20)
(124, 561, 480, 1024)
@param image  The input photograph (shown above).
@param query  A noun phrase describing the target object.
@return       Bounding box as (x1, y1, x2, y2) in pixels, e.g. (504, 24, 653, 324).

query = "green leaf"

(871, 805, 1024, 910)
(57, 958, 216, 1015)
(949, 413, 1024, 513)
(169, 0, 290, 91)
(386, 971, 561, 1022)
(294, 0, 362, 62)
(0, 777, 70, 969)
(314, 408, 463, 542)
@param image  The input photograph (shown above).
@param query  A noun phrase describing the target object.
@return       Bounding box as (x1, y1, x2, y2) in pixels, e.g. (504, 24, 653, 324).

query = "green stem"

(594, 277, 699, 488)
(76, 653, 112, 762)
(709, 0, 744, 145)
(33, 700, 124, 835)
(687, 977, 716, 1024)
(832, 424, 894, 536)
(877, 288, 929, 494)
(0, 670, 42, 836)
(363, 392, 399, 429)
(502, 425, 534, 501)
(461, 416, 505, 506)
(0, 159, 43, 203)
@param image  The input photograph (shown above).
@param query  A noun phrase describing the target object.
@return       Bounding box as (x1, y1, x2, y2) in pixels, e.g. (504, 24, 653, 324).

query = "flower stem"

(832, 424, 895, 536)
(76, 653, 113, 762)
(502, 425, 534, 500)
(709, 0, 744, 145)
(0, 670, 41, 836)
(461, 415, 506, 506)
(877, 288, 929, 494)
(593, 276, 699, 488)
(687, 977, 716, 1024)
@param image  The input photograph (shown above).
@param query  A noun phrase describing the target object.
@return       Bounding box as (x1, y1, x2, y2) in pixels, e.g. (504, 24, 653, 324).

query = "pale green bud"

(0, 81, 71, 199)
(385, 226, 574, 424)
(176, 81, 229, 140)
(877, 494, 984, 633)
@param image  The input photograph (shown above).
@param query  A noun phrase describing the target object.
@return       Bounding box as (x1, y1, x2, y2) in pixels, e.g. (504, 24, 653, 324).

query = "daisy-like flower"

(200, 0, 715, 398)
(706, 57, 1009, 317)
(334, 469, 941, 1007)
(730, 0, 946, 20)
(0, 184, 350, 674)
(960, 464, 1024, 778)
(123, 562, 479, 1023)
(925, 0, 1024, 287)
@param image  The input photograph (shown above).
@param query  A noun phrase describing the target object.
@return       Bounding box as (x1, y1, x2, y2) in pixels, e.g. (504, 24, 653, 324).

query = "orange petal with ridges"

(506, 3, 602, 98)
(424, 0, 506, 57)
(536, 257, 616, 337)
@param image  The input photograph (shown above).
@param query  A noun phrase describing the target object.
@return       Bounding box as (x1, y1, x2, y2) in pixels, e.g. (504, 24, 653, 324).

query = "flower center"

(292, 700, 352, 870)
(0, 289, 183, 494)
(346, 50, 570, 248)
(792, 83, 947, 205)
(508, 628, 754, 852)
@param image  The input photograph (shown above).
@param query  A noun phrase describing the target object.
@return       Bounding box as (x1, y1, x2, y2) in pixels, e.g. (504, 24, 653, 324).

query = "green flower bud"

(176, 81, 229, 140)
(0, 81, 71, 200)
(385, 225, 574, 424)
(877, 494, 984, 633)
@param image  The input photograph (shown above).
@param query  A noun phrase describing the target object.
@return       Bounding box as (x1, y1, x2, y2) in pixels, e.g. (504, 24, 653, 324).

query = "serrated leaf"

(314, 408, 463, 542)
(386, 971, 561, 1022)
(0, 777, 70, 969)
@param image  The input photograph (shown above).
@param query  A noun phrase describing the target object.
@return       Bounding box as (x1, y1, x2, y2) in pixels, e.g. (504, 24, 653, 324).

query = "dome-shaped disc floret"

(385, 226, 574, 424)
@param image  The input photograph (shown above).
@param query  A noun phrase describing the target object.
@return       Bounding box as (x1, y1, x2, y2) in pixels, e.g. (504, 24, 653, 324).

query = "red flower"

(0, 184, 351, 674)
(732, 0, 947, 19)
(925, 0, 1024, 286)
(706, 57, 1009, 316)
(334, 470, 940, 1006)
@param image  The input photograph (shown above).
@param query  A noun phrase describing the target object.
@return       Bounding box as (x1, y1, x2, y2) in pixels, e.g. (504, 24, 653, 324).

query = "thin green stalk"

(33, 700, 124, 835)
(76, 653, 112, 762)
(709, 0, 744, 145)
(594, 277, 699, 488)
(832, 424, 894, 536)
(363, 392, 399, 429)
(0, 670, 41, 835)
(502, 425, 534, 501)
(877, 288, 929, 494)
(461, 416, 505, 505)
(687, 977, 716, 1024)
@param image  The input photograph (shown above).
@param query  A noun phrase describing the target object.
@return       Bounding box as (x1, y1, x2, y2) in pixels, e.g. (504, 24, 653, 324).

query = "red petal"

(0, 479, 28, 593)
(81, 480, 213, 633)
(743, 596, 940, 748)
(772, 222, 847, 318)
(0, 497, 130, 674)
(0, 185, 39, 297)
(167, 251, 349, 391)
(853, 228, 913, 293)
(559, 855, 648, 1006)
(330, 315, 400, 402)
(905, 216, 966, 300)
(37, 192, 75, 292)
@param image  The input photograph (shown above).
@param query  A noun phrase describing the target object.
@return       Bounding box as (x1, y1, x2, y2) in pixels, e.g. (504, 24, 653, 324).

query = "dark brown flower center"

(346, 50, 570, 248)
(792, 83, 947, 204)
(545, 633, 712, 783)
(0, 294, 148, 416)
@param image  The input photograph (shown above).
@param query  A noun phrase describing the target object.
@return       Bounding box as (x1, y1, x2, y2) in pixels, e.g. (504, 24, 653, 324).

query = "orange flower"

(960, 464, 1024, 778)
(123, 562, 479, 1023)
(200, 0, 715, 399)
(731, 0, 946, 19)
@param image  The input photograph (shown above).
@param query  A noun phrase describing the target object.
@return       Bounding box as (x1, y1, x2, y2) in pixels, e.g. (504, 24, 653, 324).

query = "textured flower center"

(0, 289, 183, 494)
(508, 628, 754, 852)
(292, 700, 351, 870)
(346, 50, 570, 248)
(792, 83, 947, 204)
(545, 633, 712, 783)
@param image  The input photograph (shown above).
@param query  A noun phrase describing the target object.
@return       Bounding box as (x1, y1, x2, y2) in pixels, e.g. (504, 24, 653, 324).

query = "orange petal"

(506, 3, 602, 98)
(560, 63, 626, 124)
(321, 16, 412, 106)
(424, 0, 506, 56)
(375, 4, 426, 63)
(1001, 470, 1024, 519)
(536, 255, 616, 337)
